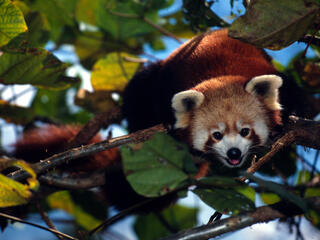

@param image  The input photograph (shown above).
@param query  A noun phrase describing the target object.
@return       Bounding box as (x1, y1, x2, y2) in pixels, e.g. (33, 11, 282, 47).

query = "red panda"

(11, 29, 286, 211)
(122, 29, 282, 168)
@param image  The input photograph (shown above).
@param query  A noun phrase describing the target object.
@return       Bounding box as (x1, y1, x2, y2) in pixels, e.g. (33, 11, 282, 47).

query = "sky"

(1, 0, 320, 240)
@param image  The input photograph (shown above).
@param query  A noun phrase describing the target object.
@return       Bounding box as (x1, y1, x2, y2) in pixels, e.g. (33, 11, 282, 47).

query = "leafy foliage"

(0, 0, 320, 239)
(134, 204, 198, 240)
(0, 47, 78, 89)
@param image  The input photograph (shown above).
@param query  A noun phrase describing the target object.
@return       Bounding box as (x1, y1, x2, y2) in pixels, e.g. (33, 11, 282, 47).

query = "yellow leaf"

(91, 52, 140, 92)
(0, 0, 28, 47)
(0, 159, 38, 207)
(75, 89, 117, 113)
(305, 188, 320, 198)
(47, 191, 102, 230)
(234, 186, 256, 203)
(0, 174, 31, 207)
(260, 192, 281, 205)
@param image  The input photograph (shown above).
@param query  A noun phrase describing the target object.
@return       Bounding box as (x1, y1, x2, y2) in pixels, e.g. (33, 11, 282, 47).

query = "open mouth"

(225, 157, 243, 166)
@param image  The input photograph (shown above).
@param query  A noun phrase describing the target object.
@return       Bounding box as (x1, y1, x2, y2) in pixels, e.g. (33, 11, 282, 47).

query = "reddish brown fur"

(162, 29, 276, 86)
(194, 76, 271, 125)
(13, 125, 120, 171)
(123, 29, 280, 136)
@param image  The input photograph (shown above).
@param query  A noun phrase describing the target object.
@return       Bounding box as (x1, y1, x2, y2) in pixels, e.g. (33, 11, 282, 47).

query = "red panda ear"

(171, 90, 204, 128)
(245, 75, 283, 111)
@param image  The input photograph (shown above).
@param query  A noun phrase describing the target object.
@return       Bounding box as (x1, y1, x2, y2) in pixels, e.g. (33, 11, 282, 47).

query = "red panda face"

(171, 75, 282, 168)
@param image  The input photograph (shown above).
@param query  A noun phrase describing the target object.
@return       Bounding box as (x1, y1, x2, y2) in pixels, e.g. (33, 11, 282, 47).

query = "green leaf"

(0, 0, 28, 47)
(305, 188, 320, 198)
(26, 0, 75, 41)
(260, 192, 281, 205)
(134, 204, 198, 240)
(193, 188, 255, 215)
(75, 0, 99, 25)
(97, 0, 157, 40)
(297, 170, 312, 184)
(121, 133, 196, 197)
(234, 186, 256, 203)
(243, 173, 308, 212)
(197, 176, 243, 188)
(77, 0, 157, 40)
(0, 100, 34, 124)
(0, 160, 38, 207)
(0, 47, 78, 89)
(31, 87, 92, 124)
(305, 209, 320, 229)
(229, 0, 320, 50)
(74, 31, 134, 69)
(182, 0, 229, 32)
(91, 52, 141, 92)
(163, 12, 195, 39)
(46, 191, 106, 230)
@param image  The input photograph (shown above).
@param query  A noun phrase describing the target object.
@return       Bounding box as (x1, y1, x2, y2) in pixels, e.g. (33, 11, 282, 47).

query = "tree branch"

(38, 172, 106, 190)
(7, 115, 320, 185)
(67, 106, 122, 149)
(299, 34, 320, 48)
(159, 197, 320, 240)
(8, 124, 167, 181)
(241, 116, 320, 180)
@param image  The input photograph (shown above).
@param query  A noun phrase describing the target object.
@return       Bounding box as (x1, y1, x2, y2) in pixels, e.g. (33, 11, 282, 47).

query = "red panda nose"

(227, 148, 241, 159)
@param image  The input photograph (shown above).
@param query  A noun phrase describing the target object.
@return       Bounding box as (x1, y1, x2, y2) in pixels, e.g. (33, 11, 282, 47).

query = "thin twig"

(89, 184, 190, 236)
(297, 154, 320, 174)
(6, 87, 35, 103)
(0, 212, 78, 240)
(239, 131, 295, 181)
(142, 17, 183, 43)
(240, 116, 320, 181)
(106, 7, 182, 44)
(36, 201, 66, 240)
(117, 51, 130, 81)
(122, 56, 149, 63)
(310, 150, 320, 180)
(300, 34, 320, 47)
(89, 198, 155, 235)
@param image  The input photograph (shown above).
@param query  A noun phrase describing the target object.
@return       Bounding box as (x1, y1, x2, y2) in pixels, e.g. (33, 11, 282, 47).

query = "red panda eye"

(212, 131, 223, 140)
(240, 128, 250, 137)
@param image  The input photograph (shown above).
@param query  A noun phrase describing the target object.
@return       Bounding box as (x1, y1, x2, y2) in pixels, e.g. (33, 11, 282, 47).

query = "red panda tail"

(12, 124, 120, 171)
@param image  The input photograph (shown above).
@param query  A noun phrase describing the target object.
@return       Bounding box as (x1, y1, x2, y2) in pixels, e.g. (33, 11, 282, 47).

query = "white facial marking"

(192, 128, 209, 150)
(236, 121, 250, 132)
(192, 122, 226, 151)
(253, 118, 269, 145)
(210, 123, 226, 136)
(212, 134, 251, 167)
